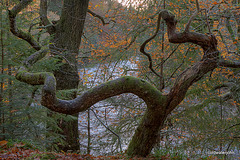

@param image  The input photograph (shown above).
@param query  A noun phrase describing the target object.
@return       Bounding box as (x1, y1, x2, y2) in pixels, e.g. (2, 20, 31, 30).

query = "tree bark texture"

(51, 0, 89, 90)
(11, 2, 240, 157)
(49, 0, 89, 152)
(48, 0, 89, 152)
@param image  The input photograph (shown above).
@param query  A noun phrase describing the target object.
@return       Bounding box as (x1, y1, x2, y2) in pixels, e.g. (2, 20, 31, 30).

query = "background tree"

(7, 0, 89, 151)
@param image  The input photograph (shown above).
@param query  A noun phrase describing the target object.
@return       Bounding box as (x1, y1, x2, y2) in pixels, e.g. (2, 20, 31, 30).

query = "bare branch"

(212, 83, 234, 91)
(87, 9, 116, 25)
(28, 22, 39, 33)
(219, 59, 240, 68)
(195, 0, 200, 11)
(167, 46, 190, 82)
(204, 9, 212, 34)
(184, 0, 202, 33)
(125, 26, 148, 50)
(8, 0, 41, 50)
(140, 13, 163, 78)
(162, 44, 181, 64)
(90, 108, 122, 152)
(221, 92, 233, 101)
(184, 10, 200, 32)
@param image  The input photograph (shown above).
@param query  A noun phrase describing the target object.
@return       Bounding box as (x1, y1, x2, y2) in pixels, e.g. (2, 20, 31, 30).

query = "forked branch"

(159, 10, 220, 113)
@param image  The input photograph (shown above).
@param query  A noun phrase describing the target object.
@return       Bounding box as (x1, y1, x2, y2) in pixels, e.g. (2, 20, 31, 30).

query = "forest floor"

(0, 140, 221, 160)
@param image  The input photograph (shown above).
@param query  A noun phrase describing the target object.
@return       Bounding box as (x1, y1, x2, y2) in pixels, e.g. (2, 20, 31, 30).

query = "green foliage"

(32, 56, 62, 72)
(5, 139, 39, 150)
(154, 148, 188, 160)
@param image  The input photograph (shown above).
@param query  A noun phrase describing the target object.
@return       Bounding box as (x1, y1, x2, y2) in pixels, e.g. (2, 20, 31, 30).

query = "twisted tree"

(9, 0, 240, 157)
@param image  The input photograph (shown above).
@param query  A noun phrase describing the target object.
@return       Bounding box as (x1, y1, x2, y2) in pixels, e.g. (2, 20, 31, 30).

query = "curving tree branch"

(8, 0, 41, 50)
(16, 70, 164, 115)
(87, 9, 116, 25)
(160, 10, 218, 53)
(158, 10, 220, 113)
(219, 58, 240, 68)
(16, 44, 164, 115)
(24, 48, 49, 68)
(140, 13, 163, 78)
(40, 0, 55, 34)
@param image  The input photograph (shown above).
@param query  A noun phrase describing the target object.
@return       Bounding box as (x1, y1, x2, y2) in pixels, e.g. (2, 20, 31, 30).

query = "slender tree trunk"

(87, 109, 91, 154)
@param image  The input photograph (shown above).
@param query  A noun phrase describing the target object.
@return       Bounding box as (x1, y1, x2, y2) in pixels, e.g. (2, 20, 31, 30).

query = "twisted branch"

(16, 47, 163, 115)
(8, 0, 41, 50)
(140, 13, 163, 78)
(16, 69, 163, 115)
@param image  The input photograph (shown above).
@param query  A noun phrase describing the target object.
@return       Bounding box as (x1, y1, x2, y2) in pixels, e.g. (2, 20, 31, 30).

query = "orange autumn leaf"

(10, 110, 18, 113)
(0, 140, 8, 147)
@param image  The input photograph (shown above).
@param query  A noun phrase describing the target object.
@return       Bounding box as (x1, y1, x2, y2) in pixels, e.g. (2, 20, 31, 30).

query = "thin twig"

(90, 108, 122, 152)
(156, 44, 181, 69)
(87, 9, 116, 26)
(185, 10, 202, 32)
(167, 46, 191, 83)
(204, 9, 212, 34)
